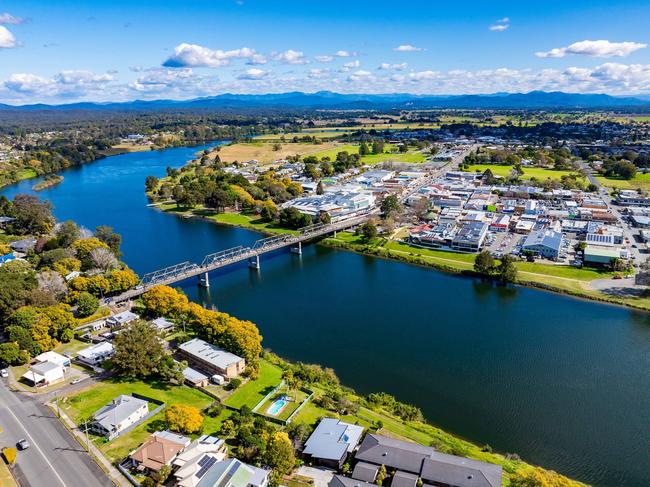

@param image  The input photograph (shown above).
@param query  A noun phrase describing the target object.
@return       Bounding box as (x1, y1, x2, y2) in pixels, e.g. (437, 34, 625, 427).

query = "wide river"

(2, 144, 649, 487)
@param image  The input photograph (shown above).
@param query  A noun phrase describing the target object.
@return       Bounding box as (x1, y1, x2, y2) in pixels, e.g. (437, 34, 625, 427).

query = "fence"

(251, 381, 314, 426)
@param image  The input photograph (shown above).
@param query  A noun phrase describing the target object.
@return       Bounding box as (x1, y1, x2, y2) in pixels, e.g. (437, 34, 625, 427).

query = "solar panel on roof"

(216, 461, 240, 487)
(196, 456, 218, 479)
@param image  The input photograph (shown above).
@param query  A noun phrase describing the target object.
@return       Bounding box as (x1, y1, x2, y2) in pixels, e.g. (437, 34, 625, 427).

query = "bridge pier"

(333, 230, 337, 238)
(291, 241, 302, 255)
(198, 272, 210, 288)
(249, 255, 260, 270)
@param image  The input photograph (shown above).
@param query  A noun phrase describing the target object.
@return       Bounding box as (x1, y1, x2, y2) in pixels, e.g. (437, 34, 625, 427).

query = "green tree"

(112, 321, 177, 380)
(474, 250, 495, 275)
(76, 292, 99, 317)
(380, 194, 401, 218)
(0, 342, 25, 366)
(496, 255, 518, 283)
(9, 194, 55, 235)
(56, 220, 80, 248)
(264, 431, 295, 475)
(376, 465, 387, 486)
(359, 142, 370, 156)
(360, 222, 378, 241)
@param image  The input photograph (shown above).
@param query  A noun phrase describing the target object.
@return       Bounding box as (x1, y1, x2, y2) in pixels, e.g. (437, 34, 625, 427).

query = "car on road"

(70, 377, 83, 385)
(0, 369, 8, 378)
(17, 439, 30, 450)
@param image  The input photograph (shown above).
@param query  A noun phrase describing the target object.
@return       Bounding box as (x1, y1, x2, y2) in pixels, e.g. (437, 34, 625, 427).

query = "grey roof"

(329, 475, 376, 487)
(420, 453, 502, 487)
(391, 471, 419, 487)
(523, 229, 563, 252)
(303, 418, 365, 461)
(152, 317, 175, 330)
(351, 462, 378, 482)
(31, 361, 62, 375)
(94, 395, 148, 432)
(179, 338, 243, 369)
(195, 458, 268, 487)
(183, 366, 209, 384)
(355, 434, 435, 475)
(9, 238, 36, 252)
(154, 430, 191, 446)
(107, 311, 138, 324)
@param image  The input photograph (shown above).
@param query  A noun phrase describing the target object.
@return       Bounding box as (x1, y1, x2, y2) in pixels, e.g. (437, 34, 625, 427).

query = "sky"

(1, 0, 650, 104)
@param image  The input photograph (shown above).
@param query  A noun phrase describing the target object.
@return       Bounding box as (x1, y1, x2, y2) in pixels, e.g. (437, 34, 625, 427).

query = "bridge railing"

(141, 261, 199, 285)
(201, 245, 249, 267)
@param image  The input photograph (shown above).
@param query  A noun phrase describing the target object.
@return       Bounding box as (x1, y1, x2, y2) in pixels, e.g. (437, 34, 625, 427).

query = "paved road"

(0, 380, 113, 487)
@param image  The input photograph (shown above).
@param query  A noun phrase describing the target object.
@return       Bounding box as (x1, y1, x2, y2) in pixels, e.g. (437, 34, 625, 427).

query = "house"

(76, 342, 115, 366)
(129, 431, 190, 473)
(451, 222, 488, 252)
(172, 435, 226, 471)
(175, 457, 269, 487)
(178, 338, 245, 379)
(183, 366, 210, 388)
(9, 238, 36, 254)
(302, 418, 365, 469)
(22, 361, 65, 387)
(329, 475, 375, 487)
(151, 317, 175, 332)
(91, 395, 149, 438)
(354, 434, 435, 476)
(34, 351, 71, 368)
(105, 311, 139, 328)
(522, 229, 564, 260)
(353, 434, 502, 487)
(420, 451, 502, 487)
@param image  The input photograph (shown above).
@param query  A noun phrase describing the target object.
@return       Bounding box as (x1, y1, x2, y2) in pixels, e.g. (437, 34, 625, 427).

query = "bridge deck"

(109, 213, 371, 303)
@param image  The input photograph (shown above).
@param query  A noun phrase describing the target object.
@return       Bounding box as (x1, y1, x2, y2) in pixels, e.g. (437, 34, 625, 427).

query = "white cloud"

(394, 44, 424, 52)
(343, 60, 360, 69)
(270, 49, 308, 64)
(308, 68, 329, 79)
(3, 70, 115, 100)
(536, 40, 647, 58)
(315, 55, 334, 63)
(335, 50, 351, 57)
(348, 70, 373, 82)
(4, 73, 51, 93)
(163, 43, 257, 68)
(489, 17, 510, 32)
(379, 62, 408, 70)
(237, 68, 268, 80)
(247, 54, 267, 65)
(0, 26, 16, 48)
(0, 13, 23, 25)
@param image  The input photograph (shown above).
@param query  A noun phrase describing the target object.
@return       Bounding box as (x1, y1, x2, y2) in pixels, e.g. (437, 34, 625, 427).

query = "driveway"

(296, 466, 335, 487)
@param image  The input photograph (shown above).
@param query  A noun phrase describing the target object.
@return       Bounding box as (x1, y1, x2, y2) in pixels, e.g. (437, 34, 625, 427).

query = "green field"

(466, 164, 579, 180)
(224, 359, 283, 409)
(311, 143, 426, 164)
(595, 173, 650, 191)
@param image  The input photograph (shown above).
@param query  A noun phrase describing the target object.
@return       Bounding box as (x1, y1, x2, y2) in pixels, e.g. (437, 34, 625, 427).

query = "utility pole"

(84, 421, 90, 451)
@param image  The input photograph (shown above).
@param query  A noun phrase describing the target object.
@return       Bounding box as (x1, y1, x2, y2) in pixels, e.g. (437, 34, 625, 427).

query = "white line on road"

(4, 404, 67, 487)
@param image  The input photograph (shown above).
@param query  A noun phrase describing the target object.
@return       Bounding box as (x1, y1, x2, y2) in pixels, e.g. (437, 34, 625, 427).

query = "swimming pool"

(266, 395, 290, 416)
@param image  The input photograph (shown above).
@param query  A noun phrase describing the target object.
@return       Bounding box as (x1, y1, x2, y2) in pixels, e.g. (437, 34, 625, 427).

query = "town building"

(34, 351, 71, 368)
(522, 229, 565, 260)
(22, 361, 65, 387)
(302, 418, 365, 469)
(178, 338, 245, 379)
(451, 222, 488, 252)
(105, 311, 139, 328)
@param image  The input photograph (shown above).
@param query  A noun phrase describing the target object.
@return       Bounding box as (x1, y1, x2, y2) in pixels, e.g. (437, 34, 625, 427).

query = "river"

(2, 144, 650, 487)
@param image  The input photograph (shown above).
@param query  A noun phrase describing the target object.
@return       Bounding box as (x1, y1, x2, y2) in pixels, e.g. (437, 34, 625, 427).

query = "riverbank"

(151, 202, 650, 313)
(32, 175, 64, 191)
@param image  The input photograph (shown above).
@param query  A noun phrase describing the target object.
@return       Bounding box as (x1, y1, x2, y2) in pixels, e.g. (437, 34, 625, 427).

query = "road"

(0, 380, 113, 487)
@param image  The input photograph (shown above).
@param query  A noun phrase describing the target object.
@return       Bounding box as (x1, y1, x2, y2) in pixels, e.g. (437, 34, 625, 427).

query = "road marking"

(4, 405, 67, 487)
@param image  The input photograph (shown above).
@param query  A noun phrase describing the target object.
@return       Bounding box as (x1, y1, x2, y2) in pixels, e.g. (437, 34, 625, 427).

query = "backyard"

(224, 359, 284, 410)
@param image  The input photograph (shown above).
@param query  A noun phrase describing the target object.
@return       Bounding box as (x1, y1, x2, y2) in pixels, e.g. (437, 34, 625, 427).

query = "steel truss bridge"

(109, 214, 371, 303)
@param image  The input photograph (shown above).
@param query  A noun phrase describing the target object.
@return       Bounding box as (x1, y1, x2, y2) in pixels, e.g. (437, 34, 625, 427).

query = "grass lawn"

(16, 168, 38, 180)
(224, 359, 283, 410)
(61, 378, 215, 424)
(257, 389, 309, 422)
(54, 338, 92, 355)
(595, 173, 650, 191)
(466, 164, 580, 181)
(311, 143, 426, 164)
(213, 141, 338, 164)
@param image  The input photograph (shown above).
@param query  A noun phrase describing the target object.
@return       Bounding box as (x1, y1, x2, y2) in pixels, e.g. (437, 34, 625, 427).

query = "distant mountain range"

(1, 91, 650, 111)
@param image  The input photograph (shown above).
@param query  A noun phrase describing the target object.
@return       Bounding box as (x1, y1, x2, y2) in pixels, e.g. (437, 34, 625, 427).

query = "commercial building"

(178, 338, 245, 379)
(522, 229, 564, 260)
(451, 222, 488, 252)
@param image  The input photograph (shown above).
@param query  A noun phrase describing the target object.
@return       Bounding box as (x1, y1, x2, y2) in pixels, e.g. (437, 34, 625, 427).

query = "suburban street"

(0, 380, 113, 487)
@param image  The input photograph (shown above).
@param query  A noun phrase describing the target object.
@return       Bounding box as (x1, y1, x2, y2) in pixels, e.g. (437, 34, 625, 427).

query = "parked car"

(17, 439, 30, 450)
(70, 377, 83, 385)
(0, 369, 8, 378)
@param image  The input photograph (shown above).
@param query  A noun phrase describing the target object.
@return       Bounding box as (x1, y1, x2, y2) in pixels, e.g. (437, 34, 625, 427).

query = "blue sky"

(1, 0, 650, 103)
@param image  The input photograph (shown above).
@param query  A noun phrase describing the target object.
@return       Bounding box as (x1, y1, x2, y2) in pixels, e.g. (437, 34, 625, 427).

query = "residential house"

(22, 361, 65, 387)
(420, 451, 502, 487)
(9, 238, 36, 254)
(105, 311, 139, 328)
(178, 338, 245, 379)
(91, 395, 149, 438)
(151, 317, 175, 333)
(129, 431, 190, 473)
(76, 342, 115, 366)
(302, 418, 364, 469)
(329, 475, 375, 487)
(34, 351, 71, 368)
(175, 457, 269, 487)
(172, 435, 226, 483)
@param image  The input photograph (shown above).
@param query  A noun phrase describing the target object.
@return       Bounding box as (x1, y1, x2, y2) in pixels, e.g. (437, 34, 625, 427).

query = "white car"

(0, 369, 8, 378)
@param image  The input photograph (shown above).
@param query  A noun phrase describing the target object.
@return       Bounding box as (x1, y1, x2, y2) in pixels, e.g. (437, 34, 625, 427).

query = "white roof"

(34, 351, 69, 367)
(77, 342, 115, 360)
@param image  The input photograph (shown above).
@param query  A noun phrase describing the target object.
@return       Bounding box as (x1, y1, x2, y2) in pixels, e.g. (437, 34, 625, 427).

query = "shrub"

(226, 378, 242, 391)
(2, 447, 16, 464)
(204, 400, 223, 418)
